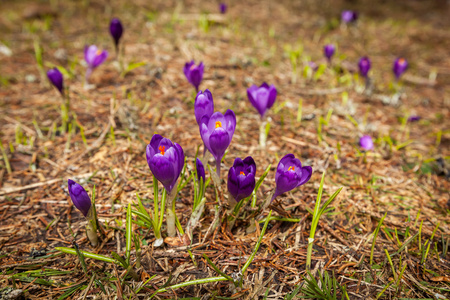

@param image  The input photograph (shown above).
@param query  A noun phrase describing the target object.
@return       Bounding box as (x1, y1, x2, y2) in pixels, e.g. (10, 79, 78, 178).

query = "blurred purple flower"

(47, 68, 64, 95)
(219, 3, 227, 14)
(407, 115, 421, 122)
(358, 57, 371, 78)
(393, 57, 408, 79)
(228, 156, 256, 202)
(199, 110, 236, 175)
(109, 18, 124, 49)
(84, 45, 108, 82)
(271, 154, 312, 202)
(196, 157, 205, 183)
(308, 61, 318, 71)
(341, 10, 358, 23)
(146, 134, 185, 193)
(195, 89, 214, 125)
(247, 83, 277, 118)
(324, 44, 335, 61)
(359, 135, 374, 151)
(68, 179, 91, 217)
(184, 61, 204, 92)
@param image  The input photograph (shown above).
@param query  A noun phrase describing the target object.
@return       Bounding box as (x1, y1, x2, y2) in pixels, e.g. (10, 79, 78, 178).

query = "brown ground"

(0, 0, 449, 299)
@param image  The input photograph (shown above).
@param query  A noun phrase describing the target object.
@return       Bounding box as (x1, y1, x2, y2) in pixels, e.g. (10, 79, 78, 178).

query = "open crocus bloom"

(184, 61, 204, 91)
(341, 10, 358, 23)
(228, 156, 256, 202)
(84, 45, 108, 69)
(199, 110, 236, 174)
(247, 83, 277, 118)
(271, 154, 312, 202)
(68, 179, 92, 217)
(146, 134, 185, 193)
(359, 135, 374, 151)
(194, 89, 214, 125)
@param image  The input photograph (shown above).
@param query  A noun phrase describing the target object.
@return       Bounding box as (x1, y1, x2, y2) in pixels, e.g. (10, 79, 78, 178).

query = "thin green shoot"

(370, 212, 387, 265)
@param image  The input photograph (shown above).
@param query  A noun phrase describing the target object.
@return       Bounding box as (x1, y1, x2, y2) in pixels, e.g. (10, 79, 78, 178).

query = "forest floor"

(0, 0, 449, 299)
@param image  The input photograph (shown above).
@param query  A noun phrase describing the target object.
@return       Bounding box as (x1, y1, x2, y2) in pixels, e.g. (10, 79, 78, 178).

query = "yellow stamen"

(215, 121, 222, 128)
(398, 58, 405, 64)
(239, 171, 245, 176)
(159, 146, 165, 155)
(288, 166, 295, 171)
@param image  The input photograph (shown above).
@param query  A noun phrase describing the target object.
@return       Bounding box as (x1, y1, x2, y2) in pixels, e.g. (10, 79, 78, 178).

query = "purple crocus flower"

(109, 18, 124, 49)
(341, 10, 358, 23)
(247, 83, 277, 118)
(358, 57, 371, 78)
(308, 61, 318, 71)
(228, 156, 256, 202)
(146, 134, 185, 193)
(407, 115, 421, 122)
(68, 179, 92, 217)
(47, 68, 64, 95)
(199, 110, 236, 175)
(84, 45, 108, 81)
(196, 157, 205, 183)
(184, 61, 204, 92)
(324, 44, 335, 62)
(219, 3, 227, 14)
(271, 154, 312, 202)
(359, 135, 374, 151)
(195, 89, 214, 125)
(393, 58, 408, 79)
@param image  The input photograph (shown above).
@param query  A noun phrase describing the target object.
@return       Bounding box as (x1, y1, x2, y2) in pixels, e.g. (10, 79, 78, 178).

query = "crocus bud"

(199, 110, 236, 176)
(271, 154, 312, 202)
(195, 89, 214, 125)
(407, 115, 421, 122)
(227, 157, 256, 202)
(109, 18, 124, 48)
(341, 10, 358, 23)
(247, 83, 277, 118)
(393, 58, 408, 79)
(68, 179, 91, 217)
(220, 3, 227, 14)
(196, 158, 205, 183)
(358, 57, 371, 78)
(359, 135, 374, 150)
(47, 68, 64, 95)
(324, 44, 335, 62)
(184, 61, 204, 92)
(146, 134, 185, 194)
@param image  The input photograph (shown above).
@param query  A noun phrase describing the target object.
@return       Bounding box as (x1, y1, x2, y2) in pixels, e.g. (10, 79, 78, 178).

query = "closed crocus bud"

(146, 134, 185, 194)
(219, 3, 227, 14)
(341, 10, 358, 23)
(324, 44, 335, 61)
(47, 68, 64, 95)
(247, 83, 277, 118)
(195, 89, 214, 125)
(109, 18, 124, 48)
(393, 58, 408, 79)
(271, 154, 312, 202)
(196, 158, 205, 183)
(227, 157, 256, 202)
(84, 45, 108, 70)
(358, 57, 371, 78)
(184, 61, 204, 92)
(199, 110, 236, 175)
(359, 135, 374, 150)
(407, 115, 421, 122)
(68, 179, 92, 217)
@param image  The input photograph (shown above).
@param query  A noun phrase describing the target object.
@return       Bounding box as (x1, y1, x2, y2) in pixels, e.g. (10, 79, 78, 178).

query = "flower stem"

(86, 222, 98, 246)
(216, 157, 221, 178)
(259, 119, 268, 149)
(165, 188, 178, 237)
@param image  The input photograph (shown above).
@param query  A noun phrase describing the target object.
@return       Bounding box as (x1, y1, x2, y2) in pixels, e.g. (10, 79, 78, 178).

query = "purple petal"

(209, 128, 230, 162)
(68, 179, 92, 217)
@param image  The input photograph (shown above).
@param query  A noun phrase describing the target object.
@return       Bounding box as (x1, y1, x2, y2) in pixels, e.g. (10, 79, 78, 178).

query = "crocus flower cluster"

(393, 57, 408, 79)
(341, 10, 358, 23)
(47, 68, 64, 95)
(324, 44, 335, 62)
(272, 154, 312, 202)
(84, 45, 108, 82)
(109, 18, 123, 50)
(184, 61, 204, 92)
(359, 135, 374, 151)
(247, 83, 277, 118)
(146, 134, 185, 194)
(358, 57, 371, 78)
(227, 157, 256, 203)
